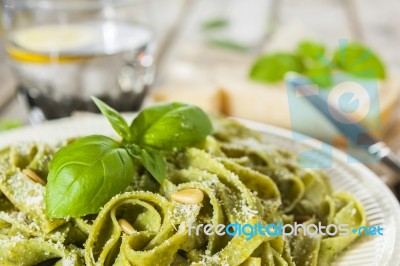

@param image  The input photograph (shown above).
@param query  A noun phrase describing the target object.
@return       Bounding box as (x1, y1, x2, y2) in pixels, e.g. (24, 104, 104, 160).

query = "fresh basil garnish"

(130, 102, 213, 150)
(46, 135, 135, 217)
(126, 144, 166, 184)
(91, 97, 132, 142)
(46, 99, 213, 217)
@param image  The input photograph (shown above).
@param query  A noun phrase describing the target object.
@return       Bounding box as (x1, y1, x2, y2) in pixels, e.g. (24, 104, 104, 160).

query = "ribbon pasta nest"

(0, 118, 366, 266)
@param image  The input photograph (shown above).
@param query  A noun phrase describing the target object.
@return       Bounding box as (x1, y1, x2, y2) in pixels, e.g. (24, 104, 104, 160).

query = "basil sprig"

(249, 40, 386, 88)
(46, 99, 213, 218)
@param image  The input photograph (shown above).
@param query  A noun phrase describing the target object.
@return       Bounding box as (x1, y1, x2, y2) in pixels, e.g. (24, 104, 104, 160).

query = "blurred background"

(1, 0, 400, 183)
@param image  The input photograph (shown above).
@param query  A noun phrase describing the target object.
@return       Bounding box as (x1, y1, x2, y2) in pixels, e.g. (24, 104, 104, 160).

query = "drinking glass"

(2, 0, 155, 120)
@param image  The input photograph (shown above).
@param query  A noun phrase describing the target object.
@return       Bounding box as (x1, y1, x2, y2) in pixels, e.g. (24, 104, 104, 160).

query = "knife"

(287, 78, 400, 173)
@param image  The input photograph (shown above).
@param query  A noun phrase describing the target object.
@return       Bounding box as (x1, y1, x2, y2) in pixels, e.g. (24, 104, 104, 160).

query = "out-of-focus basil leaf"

(0, 119, 22, 131)
(332, 42, 386, 79)
(249, 53, 304, 83)
(201, 18, 229, 31)
(296, 41, 326, 60)
(304, 60, 333, 88)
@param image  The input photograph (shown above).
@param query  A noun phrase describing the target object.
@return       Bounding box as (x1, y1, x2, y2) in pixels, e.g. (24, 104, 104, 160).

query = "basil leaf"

(249, 53, 304, 83)
(332, 42, 386, 79)
(0, 119, 22, 131)
(127, 145, 166, 184)
(92, 97, 132, 141)
(130, 102, 213, 150)
(201, 18, 229, 31)
(296, 41, 326, 60)
(46, 135, 134, 218)
(206, 38, 250, 52)
(129, 102, 184, 143)
(138, 149, 166, 184)
(304, 60, 333, 88)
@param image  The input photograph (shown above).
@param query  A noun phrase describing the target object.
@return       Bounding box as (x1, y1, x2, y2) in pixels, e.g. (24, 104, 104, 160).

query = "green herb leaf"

(201, 18, 229, 31)
(0, 119, 22, 131)
(249, 53, 304, 83)
(46, 135, 134, 217)
(137, 149, 166, 184)
(306, 69, 332, 88)
(296, 40, 326, 60)
(332, 42, 386, 79)
(130, 102, 213, 150)
(127, 144, 166, 184)
(206, 38, 250, 52)
(92, 97, 132, 141)
(46, 100, 213, 218)
(304, 60, 333, 88)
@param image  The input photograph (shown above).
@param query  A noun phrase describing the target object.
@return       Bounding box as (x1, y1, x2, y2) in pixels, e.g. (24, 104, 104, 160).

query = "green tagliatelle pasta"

(0, 118, 366, 265)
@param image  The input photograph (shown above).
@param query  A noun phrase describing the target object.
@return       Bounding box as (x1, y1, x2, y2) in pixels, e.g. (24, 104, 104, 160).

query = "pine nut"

(118, 219, 135, 235)
(170, 189, 204, 204)
(23, 169, 46, 186)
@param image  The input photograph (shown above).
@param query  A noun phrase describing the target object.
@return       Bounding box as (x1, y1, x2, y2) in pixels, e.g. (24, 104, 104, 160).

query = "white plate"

(0, 116, 399, 266)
